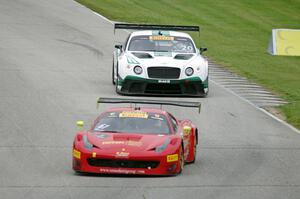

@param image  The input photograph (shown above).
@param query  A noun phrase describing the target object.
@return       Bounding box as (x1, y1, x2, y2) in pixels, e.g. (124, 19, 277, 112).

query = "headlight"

(185, 67, 194, 76)
(133, 65, 143, 75)
(83, 135, 93, 150)
(155, 138, 170, 153)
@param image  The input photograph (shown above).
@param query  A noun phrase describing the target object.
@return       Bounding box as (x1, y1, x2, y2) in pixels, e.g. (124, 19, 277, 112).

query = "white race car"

(113, 24, 208, 97)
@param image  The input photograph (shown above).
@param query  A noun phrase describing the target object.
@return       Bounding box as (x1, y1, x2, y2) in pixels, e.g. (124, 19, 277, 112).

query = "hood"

(87, 132, 170, 152)
(130, 51, 196, 67)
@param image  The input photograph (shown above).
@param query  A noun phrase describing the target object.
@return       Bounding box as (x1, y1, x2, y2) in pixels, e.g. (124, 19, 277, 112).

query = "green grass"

(76, 0, 300, 129)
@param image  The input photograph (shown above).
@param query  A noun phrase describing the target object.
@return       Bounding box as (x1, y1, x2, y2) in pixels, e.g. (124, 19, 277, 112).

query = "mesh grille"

(148, 67, 180, 79)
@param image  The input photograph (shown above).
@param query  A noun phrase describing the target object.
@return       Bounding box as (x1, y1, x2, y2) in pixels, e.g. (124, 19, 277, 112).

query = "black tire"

(178, 145, 184, 174)
(112, 59, 115, 85)
(203, 78, 209, 97)
(190, 133, 197, 163)
(203, 87, 209, 97)
(115, 62, 122, 94)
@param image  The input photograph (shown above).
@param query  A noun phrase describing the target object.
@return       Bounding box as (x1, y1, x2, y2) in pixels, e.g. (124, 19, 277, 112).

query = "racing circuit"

(1, 0, 300, 199)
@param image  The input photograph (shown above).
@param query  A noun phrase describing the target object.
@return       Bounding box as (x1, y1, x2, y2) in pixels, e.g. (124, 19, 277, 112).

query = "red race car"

(72, 98, 201, 175)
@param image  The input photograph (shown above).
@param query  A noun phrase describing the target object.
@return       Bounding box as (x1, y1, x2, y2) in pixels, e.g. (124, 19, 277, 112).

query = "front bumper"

(72, 148, 181, 176)
(116, 76, 208, 97)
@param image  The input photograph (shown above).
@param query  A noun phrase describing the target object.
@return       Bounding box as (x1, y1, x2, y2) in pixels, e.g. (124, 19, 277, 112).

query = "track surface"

(1, 0, 299, 198)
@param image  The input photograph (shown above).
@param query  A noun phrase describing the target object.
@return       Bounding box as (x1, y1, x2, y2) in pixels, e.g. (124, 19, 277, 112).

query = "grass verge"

(76, 0, 300, 129)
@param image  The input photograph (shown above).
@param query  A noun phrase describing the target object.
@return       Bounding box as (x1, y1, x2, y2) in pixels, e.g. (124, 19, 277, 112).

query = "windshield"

(93, 111, 171, 135)
(128, 35, 195, 53)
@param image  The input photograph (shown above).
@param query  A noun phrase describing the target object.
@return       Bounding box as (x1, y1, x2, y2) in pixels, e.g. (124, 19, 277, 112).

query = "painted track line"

(210, 79, 300, 134)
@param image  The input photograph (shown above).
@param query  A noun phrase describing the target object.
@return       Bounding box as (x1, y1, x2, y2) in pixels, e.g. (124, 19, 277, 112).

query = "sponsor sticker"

(100, 168, 145, 174)
(102, 140, 142, 146)
(115, 151, 130, 157)
(73, 149, 81, 159)
(102, 141, 125, 145)
(149, 36, 174, 41)
(158, 80, 170, 83)
(127, 140, 142, 146)
(167, 154, 178, 162)
(119, 111, 148, 118)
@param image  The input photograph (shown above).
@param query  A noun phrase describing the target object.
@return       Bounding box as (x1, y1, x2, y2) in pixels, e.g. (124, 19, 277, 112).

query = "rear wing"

(114, 23, 199, 33)
(114, 23, 201, 47)
(97, 97, 201, 113)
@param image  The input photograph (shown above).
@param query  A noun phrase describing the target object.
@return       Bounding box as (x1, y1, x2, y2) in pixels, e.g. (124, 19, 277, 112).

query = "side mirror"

(76, 120, 84, 128)
(199, 47, 207, 54)
(115, 44, 123, 50)
(183, 126, 192, 136)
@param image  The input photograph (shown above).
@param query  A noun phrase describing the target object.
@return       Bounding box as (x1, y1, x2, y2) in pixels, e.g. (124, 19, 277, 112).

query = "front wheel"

(112, 59, 115, 85)
(203, 87, 209, 97)
(190, 133, 197, 163)
(178, 146, 184, 174)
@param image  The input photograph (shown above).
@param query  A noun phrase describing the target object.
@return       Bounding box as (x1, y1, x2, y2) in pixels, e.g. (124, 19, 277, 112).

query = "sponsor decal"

(119, 111, 148, 118)
(102, 141, 124, 145)
(127, 140, 142, 146)
(73, 149, 81, 159)
(102, 140, 142, 147)
(149, 35, 174, 41)
(115, 151, 130, 157)
(154, 51, 173, 57)
(167, 154, 179, 162)
(99, 168, 145, 174)
(158, 80, 170, 83)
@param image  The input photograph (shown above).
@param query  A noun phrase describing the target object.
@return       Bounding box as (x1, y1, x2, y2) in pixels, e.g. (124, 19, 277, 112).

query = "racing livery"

(113, 24, 208, 97)
(72, 98, 200, 175)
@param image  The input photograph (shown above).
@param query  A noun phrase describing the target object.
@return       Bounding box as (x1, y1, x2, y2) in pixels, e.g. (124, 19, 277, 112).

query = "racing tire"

(112, 59, 115, 85)
(115, 62, 122, 95)
(203, 87, 209, 97)
(190, 133, 197, 163)
(178, 145, 184, 174)
(203, 78, 209, 97)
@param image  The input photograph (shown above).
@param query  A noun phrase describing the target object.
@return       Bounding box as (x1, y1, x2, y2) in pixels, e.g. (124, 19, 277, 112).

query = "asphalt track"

(0, 0, 300, 199)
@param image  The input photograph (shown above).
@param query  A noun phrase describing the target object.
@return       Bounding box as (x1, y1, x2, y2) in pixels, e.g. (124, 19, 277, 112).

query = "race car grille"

(87, 158, 160, 169)
(147, 67, 180, 79)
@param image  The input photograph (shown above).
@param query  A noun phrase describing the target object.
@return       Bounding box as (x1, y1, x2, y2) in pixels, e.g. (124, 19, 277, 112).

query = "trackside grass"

(76, 0, 300, 129)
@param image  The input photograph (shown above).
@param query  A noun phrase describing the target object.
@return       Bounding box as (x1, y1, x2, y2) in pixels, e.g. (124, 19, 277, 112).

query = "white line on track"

(210, 80, 300, 134)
